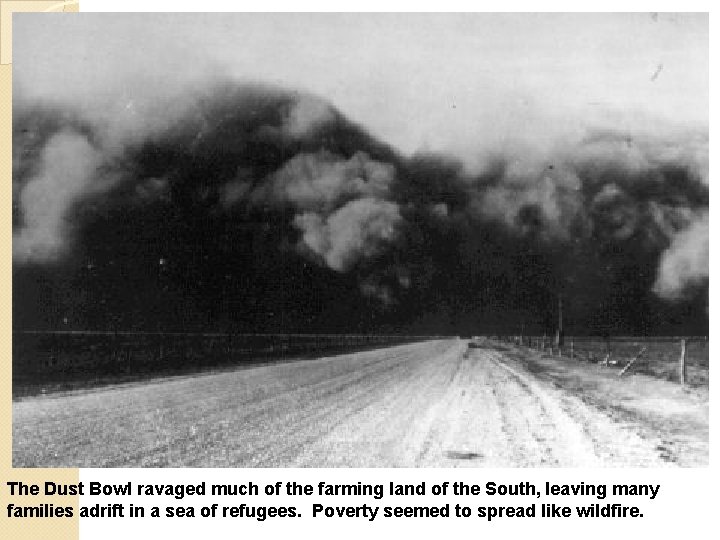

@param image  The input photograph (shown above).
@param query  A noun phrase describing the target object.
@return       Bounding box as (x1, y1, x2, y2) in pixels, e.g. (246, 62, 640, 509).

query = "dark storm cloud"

(12, 82, 708, 334)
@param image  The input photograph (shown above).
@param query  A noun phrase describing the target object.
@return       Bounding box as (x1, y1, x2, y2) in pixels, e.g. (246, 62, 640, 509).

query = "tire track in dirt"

(488, 348, 672, 467)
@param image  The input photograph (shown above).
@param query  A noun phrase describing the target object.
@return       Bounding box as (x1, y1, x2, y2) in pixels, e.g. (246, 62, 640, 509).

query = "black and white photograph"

(12, 12, 708, 467)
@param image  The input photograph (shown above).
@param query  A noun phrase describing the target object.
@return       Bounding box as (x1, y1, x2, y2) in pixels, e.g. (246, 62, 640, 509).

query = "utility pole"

(679, 339, 687, 385)
(555, 294, 564, 348)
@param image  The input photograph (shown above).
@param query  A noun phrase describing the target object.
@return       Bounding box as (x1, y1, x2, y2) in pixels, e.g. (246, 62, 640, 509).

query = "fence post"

(679, 339, 686, 385)
(570, 339, 574, 359)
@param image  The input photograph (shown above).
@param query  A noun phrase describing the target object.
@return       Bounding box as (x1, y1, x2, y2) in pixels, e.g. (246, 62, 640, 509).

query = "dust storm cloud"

(12, 78, 708, 335)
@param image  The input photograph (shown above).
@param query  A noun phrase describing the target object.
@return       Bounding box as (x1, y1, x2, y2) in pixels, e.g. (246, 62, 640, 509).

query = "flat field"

(522, 337, 709, 387)
(12, 332, 425, 397)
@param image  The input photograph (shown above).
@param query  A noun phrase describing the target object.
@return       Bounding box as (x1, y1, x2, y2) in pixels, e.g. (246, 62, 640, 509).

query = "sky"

(14, 13, 708, 164)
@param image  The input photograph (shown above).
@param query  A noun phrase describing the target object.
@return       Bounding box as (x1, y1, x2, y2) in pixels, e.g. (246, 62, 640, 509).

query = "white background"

(79, 467, 715, 538)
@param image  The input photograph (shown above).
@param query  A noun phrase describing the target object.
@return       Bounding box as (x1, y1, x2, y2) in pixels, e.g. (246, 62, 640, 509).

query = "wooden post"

(570, 339, 574, 359)
(679, 339, 687, 385)
(555, 294, 564, 347)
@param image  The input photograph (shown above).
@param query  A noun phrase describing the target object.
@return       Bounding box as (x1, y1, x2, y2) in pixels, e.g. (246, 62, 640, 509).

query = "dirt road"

(13, 339, 707, 467)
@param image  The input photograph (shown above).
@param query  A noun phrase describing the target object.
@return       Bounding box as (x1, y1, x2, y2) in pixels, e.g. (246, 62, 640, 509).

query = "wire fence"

(12, 331, 441, 396)
(493, 334, 708, 386)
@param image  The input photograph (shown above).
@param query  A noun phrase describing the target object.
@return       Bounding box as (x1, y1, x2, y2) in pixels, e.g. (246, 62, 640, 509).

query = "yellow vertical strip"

(0, 2, 80, 539)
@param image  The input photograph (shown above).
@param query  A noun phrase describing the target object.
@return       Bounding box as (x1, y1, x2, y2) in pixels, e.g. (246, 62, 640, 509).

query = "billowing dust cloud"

(14, 130, 105, 263)
(12, 82, 708, 334)
(653, 211, 709, 300)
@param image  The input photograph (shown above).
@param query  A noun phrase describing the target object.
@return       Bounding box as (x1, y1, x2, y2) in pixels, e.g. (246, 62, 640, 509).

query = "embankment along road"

(13, 339, 707, 467)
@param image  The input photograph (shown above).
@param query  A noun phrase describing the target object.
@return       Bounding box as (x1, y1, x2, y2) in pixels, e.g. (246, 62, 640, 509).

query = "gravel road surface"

(14, 339, 700, 467)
